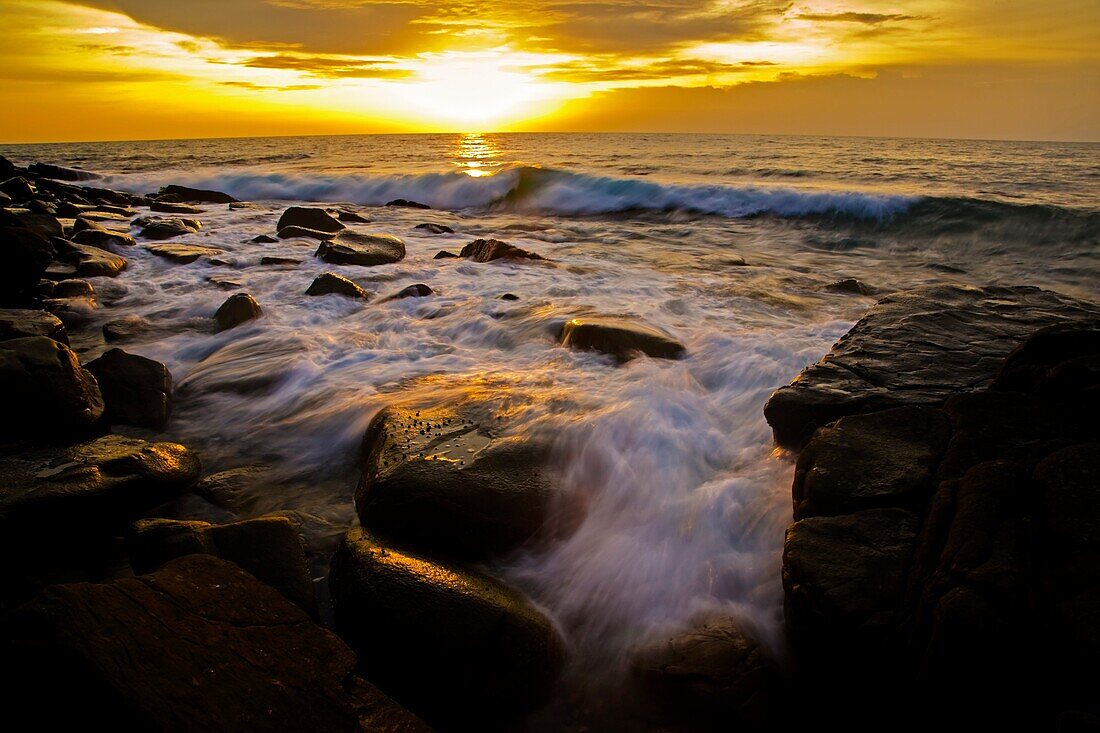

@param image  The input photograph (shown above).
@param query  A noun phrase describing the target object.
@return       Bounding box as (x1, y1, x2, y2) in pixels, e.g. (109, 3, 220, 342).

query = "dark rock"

(72, 225, 135, 249)
(139, 218, 201, 240)
(355, 403, 552, 559)
(764, 285, 1100, 447)
(0, 309, 67, 343)
(634, 617, 786, 728)
(330, 528, 564, 724)
(0, 209, 63, 239)
(415, 223, 453, 234)
(103, 315, 153, 343)
(306, 272, 368, 299)
(86, 348, 172, 429)
(0, 176, 34, 202)
(0, 555, 428, 732)
(335, 209, 370, 223)
(42, 262, 78, 281)
(0, 155, 15, 177)
(54, 239, 127, 277)
(385, 199, 430, 209)
(316, 231, 405, 267)
(0, 190, 10, 206)
(1037, 444, 1100, 554)
(251, 234, 278, 244)
(433, 250, 458, 259)
(128, 515, 315, 614)
(277, 225, 337, 241)
(378, 284, 433, 303)
(27, 162, 98, 181)
(0, 336, 104, 438)
(993, 320, 1100, 397)
(51, 279, 93, 299)
(497, 293, 519, 301)
(277, 206, 345, 234)
(792, 406, 951, 519)
(260, 256, 301, 266)
(214, 293, 262, 331)
(559, 316, 686, 362)
(158, 184, 237, 204)
(146, 243, 222, 264)
(459, 238, 543, 262)
(0, 226, 54, 299)
(54, 201, 86, 218)
(150, 200, 203, 214)
(824, 278, 876, 295)
(207, 275, 243, 290)
(28, 198, 57, 215)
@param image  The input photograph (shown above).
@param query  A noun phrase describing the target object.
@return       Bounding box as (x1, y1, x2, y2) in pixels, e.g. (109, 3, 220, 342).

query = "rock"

(86, 348, 172, 429)
(251, 234, 278, 244)
(158, 184, 237, 204)
(634, 617, 786, 728)
(43, 263, 78, 281)
(146, 243, 222, 264)
(559, 316, 686, 362)
(103, 315, 153, 342)
(28, 198, 57, 215)
(277, 206, 345, 234)
(378, 284, 432, 303)
(54, 239, 127, 277)
(0, 209, 63, 238)
(335, 209, 370, 223)
(0, 336, 104, 438)
(277, 225, 337, 241)
(330, 528, 564, 724)
(207, 275, 242, 290)
(127, 515, 315, 613)
(54, 201, 86, 217)
(214, 293, 262, 331)
(792, 406, 951, 519)
(355, 404, 551, 559)
(459, 238, 543, 262)
(305, 272, 369, 299)
(993, 320, 1100, 397)
(27, 162, 98, 181)
(0, 176, 34, 202)
(0, 555, 428, 732)
(51, 279, 93, 299)
(72, 225, 135, 249)
(77, 209, 131, 223)
(0, 226, 54, 299)
(0, 435, 199, 542)
(316, 231, 405, 267)
(385, 199, 430, 209)
(824, 278, 876, 295)
(0, 309, 68, 343)
(150, 201, 203, 214)
(139, 218, 201, 240)
(497, 293, 519, 301)
(433, 250, 458, 259)
(0, 190, 10, 206)
(260, 256, 301, 266)
(764, 285, 1100, 447)
(1037, 444, 1100, 553)
(415, 223, 453, 234)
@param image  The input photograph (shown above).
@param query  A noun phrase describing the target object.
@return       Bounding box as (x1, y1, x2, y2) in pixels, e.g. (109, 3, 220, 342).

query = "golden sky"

(0, 0, 1097, 141)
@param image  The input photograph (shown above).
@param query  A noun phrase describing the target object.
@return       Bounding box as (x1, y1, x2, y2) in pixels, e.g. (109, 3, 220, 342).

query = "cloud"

(237, 53, 414, 78)
(795, 11, 924, 25)
(219, 80, 323, 90)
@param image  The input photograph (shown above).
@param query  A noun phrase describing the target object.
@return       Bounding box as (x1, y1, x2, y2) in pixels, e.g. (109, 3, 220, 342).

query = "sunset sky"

(0, 0, 1097, 142)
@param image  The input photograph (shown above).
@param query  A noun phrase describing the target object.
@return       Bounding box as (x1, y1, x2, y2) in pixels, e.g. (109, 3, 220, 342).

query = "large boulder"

(214, 293, 262, 331)
(559, 316, 686, 362)
(54, 239, 127, 277)
(0, 209, 64, 239)
(356, 404, 552, 559)
(85, 348, 172, 429)
(764, 285, 1100, 447)
(0, 336, 104, 438)
(0, 309, 67, 343)
(0, 555, 430, 732)
(459, 238, 543, 262)
(306, 272, 369, 299)
(139, 218, 201, 240)
(330, 528, 565, 725)
(157, 184, 237, 204)
(277, 206, 345, 234)
(0, 176, 34, 202)
(0, 226, 54, 299)
(127, 515, 315, 614)
(316, 231, 405, 267)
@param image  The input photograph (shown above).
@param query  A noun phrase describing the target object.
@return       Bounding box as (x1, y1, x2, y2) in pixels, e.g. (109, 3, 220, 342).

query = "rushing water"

(3, 133, 1098, 706)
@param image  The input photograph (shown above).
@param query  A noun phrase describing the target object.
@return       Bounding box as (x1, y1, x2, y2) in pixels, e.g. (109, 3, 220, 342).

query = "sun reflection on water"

(451, 133, 503, 177)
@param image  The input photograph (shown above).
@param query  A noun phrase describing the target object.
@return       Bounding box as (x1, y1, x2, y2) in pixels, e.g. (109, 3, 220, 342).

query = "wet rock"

(27, 162, 98, 181)
(77, 210, 130, 224)
(251, 234, 278, 244)
(158, 184, 237, 204)
(993, 320, 1100, 397)
(128, 515, 315, 614)
(0, 190, 10, 206)
(260, 256, 301, 266)
(43, 263, 79, 281)
(634, 617, 786, 728)
(53, 240, 126, 277)
(277, 225, 337, 241)
(139, 217, 201, 240)
(0, 309, 67, 343)
(103, 315, 154, 343)
(92, 205, 136, 218)
(207, 275, 243, 290)
(330, 528, 564, 725)
(335, 208, 370, 223)
(385, 199, 430, 209)
(415, 223, 453, 234)
(306, 272, 368, 299)
(86, 348, 172, 429)
(0, 226, 55, 299)
(792, 406, 951, 520)
(0, 336, 104, 438)
(28, 198, 57, 215)
(0, 209, 63, 239)
(378, 283, 432, 303)
(0, 176, 34, 202)
(0, 554, 428, 732)
(355, 404, 552, 559)
(433, 250, 458, 259)
(146, 243, 222, 264)
(214, 293, 262, 331)
(51, 279, 93, 299)
(560, 316, 686, 362)
(71, 224, 135, 249)
(497, 293, 519, 301)
(824, 278, 876, 295)
(316, 231, 405, 267)
(150, 200, 203, 214)
(459, 238, 543, 262)
(764, 285, 1100, 447)
(277, 206, 345, 234)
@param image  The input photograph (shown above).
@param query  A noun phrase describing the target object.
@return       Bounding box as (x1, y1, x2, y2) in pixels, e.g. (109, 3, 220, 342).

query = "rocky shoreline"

(0, 156, 1097, 730)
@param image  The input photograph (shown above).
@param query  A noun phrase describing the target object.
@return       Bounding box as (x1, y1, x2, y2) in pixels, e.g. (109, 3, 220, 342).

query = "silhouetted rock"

(385, 199, 430, 209)
(251, 234, 278, 244)
(315, 231, 405, 267)
(214, 293, 262, 331)
(459, 238, 543, 262)
(305, 272, 368, 299)
(824, 278, 876, 295)
(86, 348, 172, 429)
(0, 176, 34, 202)
(0, 309, 67, 343)
(378, 283, 432, 302)
(0, 336, 104, 439)
(158, 184, 237, 204)
(559, 316, 686, 362)
(330, 528, 564, 725)
(993, 320, 1100, 397)
(277, 206, 345, 233)
(28, 162, 98, 181)
(146, 243, 222, 264)
(259, 256, 301, 266)
(497, 293, 519, 301)
(415, 223, 453, 234)
(335, 208, 370, 223)
(0, 226, 54, 299)
(433, 250, 458, 259)
(139, 217, 201, 240)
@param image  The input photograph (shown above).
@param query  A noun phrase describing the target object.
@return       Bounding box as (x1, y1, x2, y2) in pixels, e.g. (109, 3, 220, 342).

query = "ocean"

(4, 132, 1098, 702)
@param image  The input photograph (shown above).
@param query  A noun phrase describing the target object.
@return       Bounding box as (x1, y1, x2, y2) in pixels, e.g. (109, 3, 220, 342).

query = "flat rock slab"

(0, 554, 429, 732)
(0, 308, 67, 343)
(764, 285, 1100, 447)
(356, 403, 551, 559)
(459, 238, 543, 262)
(330, 528, 564, 726)
(560, 316, 686, 362)
(58, 241, 127, 277)
(146, 243, 223, 264)
(316, 231, 405, 267)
